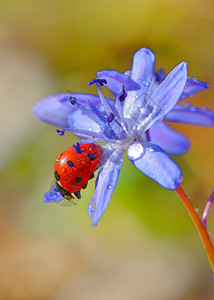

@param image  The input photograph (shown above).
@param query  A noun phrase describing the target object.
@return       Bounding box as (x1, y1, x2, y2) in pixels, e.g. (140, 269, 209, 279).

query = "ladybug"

(44, 142, 102, 203)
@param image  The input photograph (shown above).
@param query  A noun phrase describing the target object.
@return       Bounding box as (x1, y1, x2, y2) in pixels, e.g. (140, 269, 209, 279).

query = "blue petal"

(148, 121, 191, 155)
(68, 110, 101, 133)
(165, 104, 214, 126)
(33, 93, 72, 127)
(127, 142, 182, 189)
(137, 62, 187, 132)
(129, 48, 155, 91)
(33, 93, 103, 127)
(97, 70, 130, 94)
(88, 148, 124, 226)
(44, 184, 64, 203)
(180, 77, 209, 101)
(96, 144, 117, 170)
(123, 48, 155, 119)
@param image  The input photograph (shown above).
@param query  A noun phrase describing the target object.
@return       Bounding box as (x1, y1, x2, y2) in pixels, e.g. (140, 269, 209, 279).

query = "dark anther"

(73, 142, 84, 154)
(67, 160, 74, 167)
(118, 85, 127, 102)
(88, 153, 96, 161)
(88, 78, 107, 86)
(74, 191, 81, 199)
(106, 113, 115, 123)
(69, 96, 77, 105)
(75, 177, 83, 183)
(56, 129, 65, 136)
(154, 68, 166, 83)
(54, 171, 60, 181)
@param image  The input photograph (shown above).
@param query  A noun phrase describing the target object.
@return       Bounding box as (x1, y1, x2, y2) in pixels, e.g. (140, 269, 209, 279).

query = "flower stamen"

(56, 129, 65, 136)
(69, 96, 77, 105)
(118, 85, 127, 102)
(106, 113, 115, 123)
(73, 142, 84, 154)
(88, 78, 107, 86)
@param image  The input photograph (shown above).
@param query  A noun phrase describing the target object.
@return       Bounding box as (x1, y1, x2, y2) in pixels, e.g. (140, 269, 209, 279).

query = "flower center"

(118, 136, 135, 150)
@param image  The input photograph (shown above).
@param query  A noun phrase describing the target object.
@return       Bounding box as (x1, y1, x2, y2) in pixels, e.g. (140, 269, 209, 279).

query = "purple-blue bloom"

(34, 48, 190, 226)
(34, 49, 213, 157)
(97, 58, 212, 156)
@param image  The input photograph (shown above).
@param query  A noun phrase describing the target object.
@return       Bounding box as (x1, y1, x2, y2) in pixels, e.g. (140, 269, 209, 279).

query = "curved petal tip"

(127, 142, 182, 190)
(44, 184, 64, 203)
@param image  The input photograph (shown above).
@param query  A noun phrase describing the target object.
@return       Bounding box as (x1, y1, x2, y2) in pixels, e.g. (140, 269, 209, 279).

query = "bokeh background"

(0, 0, 214, 299)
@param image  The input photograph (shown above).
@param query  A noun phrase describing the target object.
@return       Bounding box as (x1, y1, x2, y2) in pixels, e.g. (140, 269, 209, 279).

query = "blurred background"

(0, 0, 214, 299)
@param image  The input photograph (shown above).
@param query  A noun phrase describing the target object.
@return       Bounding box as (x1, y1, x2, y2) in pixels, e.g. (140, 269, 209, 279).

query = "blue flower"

(34, 48, 190, 226)
(34, 49, 213, 157)
(97, 56, 212, 156)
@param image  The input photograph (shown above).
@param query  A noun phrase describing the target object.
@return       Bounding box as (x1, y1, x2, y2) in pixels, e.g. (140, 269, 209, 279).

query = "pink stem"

(202, 188, 214, 229)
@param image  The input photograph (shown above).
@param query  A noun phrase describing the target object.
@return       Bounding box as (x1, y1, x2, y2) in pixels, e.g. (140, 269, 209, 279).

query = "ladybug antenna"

(73, 142, 84, 154)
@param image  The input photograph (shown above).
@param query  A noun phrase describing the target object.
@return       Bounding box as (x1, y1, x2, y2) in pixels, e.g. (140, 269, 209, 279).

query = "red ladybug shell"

(54, 143, 102, 194)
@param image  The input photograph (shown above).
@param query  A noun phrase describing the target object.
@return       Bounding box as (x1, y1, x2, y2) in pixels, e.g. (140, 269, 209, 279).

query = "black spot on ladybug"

(55, 171, 60, 181)
(76, 177, 83, 183)
(88, 153, 95, 161)
(67, 160, 74, 167)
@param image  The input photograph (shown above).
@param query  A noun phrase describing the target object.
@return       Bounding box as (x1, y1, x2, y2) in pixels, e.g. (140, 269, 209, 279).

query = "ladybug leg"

(82, 183, 88, 189)
(64, 193, 74, 200)
(56, 181, 74, 200)
(89, 173, 94, 180)
(74, 190, 81, 199)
